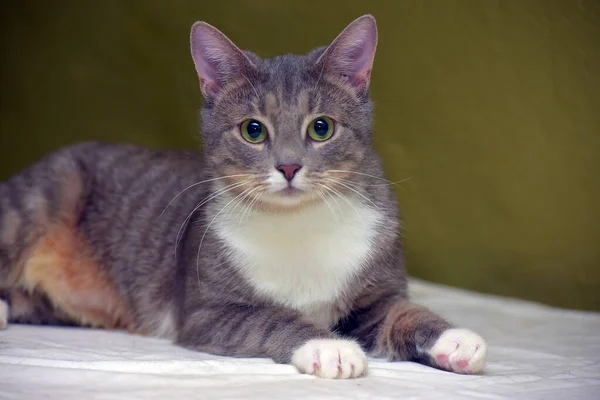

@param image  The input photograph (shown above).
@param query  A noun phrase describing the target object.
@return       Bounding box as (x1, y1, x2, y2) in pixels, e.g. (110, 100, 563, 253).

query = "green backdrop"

(1, 1, 599, 310)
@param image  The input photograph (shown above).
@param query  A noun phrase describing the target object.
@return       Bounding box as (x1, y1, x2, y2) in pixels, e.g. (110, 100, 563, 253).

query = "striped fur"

(0, 15, 487, 378)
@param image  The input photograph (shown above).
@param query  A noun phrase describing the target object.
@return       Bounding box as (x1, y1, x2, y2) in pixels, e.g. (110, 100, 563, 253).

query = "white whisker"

(174, 180, 251, 256)
(229, 185, 257, 216)
(319, 184, 341, 210)
(333, 176, 412, 188)
(158, 174, 252, 218)
(316, 189, 337, 221)
(328, 170, 411, 187)
(234, 186, 262, 227)
(240, 190, 264, 225)
(317, 183, 359, 217)
(325, 178, 378, 208)
(196, 187, 254, 292)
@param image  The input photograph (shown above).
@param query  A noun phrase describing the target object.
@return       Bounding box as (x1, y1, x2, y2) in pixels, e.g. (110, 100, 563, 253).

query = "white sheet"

(1, 279, 599, 400)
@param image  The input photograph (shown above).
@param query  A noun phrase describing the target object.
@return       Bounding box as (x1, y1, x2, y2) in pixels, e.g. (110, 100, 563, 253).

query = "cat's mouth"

(259, 168, 319, 209)
(277, 186, 302, 197)
(260, 184, 317, 210)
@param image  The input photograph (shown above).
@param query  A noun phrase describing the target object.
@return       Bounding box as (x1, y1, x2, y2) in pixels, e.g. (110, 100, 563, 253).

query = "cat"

(0, 14, 487, 379)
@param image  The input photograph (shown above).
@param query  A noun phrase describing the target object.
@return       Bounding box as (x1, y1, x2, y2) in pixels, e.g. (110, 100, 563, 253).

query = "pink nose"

(277, 164, 302, 181)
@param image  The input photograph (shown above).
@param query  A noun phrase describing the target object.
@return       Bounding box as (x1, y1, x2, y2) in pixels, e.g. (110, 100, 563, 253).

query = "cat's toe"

(428, 328, 487, 374)
(0, 299, 8, 330)
(291, 339, 368, 379)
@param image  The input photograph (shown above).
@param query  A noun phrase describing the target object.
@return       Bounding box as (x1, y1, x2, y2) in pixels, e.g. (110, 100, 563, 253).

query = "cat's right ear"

(190, 22, 255, 99)
(317, 15, 378, 93)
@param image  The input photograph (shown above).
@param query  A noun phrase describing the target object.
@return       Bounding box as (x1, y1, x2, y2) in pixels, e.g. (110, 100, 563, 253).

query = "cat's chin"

(277, 187, 303, 197)
(259, 189, 321, 212)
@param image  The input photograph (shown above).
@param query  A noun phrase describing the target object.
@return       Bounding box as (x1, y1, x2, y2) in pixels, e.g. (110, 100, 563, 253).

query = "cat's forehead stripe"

(299, 91, 311, 115)
(264, 93, 278, 117)
(260, 89, 312, 115)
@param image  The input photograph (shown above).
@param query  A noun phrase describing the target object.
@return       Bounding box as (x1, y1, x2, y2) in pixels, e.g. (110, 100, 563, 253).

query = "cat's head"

(190, 15, 381, 211)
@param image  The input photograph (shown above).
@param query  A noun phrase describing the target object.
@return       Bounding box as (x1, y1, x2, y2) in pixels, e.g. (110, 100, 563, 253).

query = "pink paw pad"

(428, 329, 488, 375)
(312, 361, 320, 373)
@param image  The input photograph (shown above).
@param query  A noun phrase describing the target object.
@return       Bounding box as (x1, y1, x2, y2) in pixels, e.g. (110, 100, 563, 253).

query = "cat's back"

(6, 141, 203, 186)
(64, 141, 203, 181)
(27, 141, 207, 211)
(57, 141, 207, 253)
(12, 140, 208, 269)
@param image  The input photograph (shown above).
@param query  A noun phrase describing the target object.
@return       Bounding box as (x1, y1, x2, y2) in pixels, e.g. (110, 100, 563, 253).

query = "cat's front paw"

(428, 328, 487, 374)
(291, 339, 368, 379)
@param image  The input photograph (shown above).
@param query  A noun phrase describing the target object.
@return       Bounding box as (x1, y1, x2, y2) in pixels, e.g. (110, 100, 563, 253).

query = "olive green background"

(1, 1, 599, 310)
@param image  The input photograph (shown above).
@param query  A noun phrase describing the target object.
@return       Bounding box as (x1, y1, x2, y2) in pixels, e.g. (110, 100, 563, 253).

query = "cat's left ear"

(190, 21, 256, 99)
(317, 15, 378, 92)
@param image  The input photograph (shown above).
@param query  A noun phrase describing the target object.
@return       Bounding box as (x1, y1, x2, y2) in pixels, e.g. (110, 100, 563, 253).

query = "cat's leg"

(177, 301, 368, 379)
(338, 299, 487, 374)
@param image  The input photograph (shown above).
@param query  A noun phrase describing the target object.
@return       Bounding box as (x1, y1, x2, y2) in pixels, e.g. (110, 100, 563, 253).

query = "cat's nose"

(276, 164, 302, 182)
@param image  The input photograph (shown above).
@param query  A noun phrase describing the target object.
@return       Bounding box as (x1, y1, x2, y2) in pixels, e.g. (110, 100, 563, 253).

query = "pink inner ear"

(199, 76, 219, 97)
(321, 16, 378, 89)
(190, 25, 221, 87)
(345, 38, 376, 85)
(190, 22, 251, 97)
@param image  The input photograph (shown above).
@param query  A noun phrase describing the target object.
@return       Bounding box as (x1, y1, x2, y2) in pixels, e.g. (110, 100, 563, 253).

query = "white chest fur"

(215, 197, 383, 328)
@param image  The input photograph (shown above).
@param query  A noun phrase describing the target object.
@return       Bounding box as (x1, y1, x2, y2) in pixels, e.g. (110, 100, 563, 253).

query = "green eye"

(241, 119, 268, 143)
(307, 116, 335, 142)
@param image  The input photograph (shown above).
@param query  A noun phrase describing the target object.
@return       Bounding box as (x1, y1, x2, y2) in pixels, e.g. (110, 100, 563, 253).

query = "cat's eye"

(307, 116, 335, 142)
(240, 119, 268, 143)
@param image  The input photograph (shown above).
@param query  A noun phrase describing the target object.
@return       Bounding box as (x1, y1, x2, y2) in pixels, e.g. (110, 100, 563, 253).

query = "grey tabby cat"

(0, 15, 487, 378)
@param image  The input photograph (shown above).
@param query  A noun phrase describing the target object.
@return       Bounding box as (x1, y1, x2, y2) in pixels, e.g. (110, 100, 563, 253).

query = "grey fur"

(0, 15, 463, 373)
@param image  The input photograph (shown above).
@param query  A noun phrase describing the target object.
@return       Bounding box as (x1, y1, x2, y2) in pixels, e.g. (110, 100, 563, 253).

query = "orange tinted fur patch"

(19, 224, 134, 330)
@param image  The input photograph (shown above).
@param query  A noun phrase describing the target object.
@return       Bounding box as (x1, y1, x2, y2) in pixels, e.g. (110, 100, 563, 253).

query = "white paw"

(0, 299, 8, 330)
(291, 339, 368, 379)
(428, 328, 487, 374)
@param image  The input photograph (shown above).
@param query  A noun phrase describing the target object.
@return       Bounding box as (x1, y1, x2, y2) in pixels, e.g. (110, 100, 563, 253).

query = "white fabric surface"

(1, 279, 599, 400)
